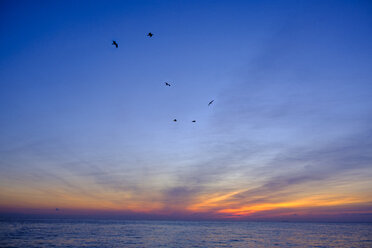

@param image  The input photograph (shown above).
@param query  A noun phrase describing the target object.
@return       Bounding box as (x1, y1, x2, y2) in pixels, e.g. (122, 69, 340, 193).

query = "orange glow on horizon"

(2, 184, 372, 219)
(217, 195, 367, 216)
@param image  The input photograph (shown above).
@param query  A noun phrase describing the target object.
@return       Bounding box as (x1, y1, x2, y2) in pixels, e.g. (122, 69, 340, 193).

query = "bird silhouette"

(208, 100, 214, 106)
(165, 82, 171, 86)
(173, 119, 177, 122)
(192, 120, 196, 122)
(147, 32, 153, 37)
(112, 40, 118, 48)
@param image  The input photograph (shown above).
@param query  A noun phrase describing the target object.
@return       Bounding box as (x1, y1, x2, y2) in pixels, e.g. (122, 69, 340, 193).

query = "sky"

(0, 0, 372, 221)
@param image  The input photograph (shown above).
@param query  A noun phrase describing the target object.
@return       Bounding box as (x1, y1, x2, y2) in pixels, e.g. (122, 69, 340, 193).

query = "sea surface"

(0, 219, 372, 247)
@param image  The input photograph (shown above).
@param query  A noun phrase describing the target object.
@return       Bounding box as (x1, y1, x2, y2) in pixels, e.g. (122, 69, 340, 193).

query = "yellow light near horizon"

(188, 190, 242, 211)
(217, 195, 366, 216)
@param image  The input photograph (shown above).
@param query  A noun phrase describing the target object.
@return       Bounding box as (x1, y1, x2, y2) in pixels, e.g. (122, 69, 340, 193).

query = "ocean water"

(0, 219, 371, 247)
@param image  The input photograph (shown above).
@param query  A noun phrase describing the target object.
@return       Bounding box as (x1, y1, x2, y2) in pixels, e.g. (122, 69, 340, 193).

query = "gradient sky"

(1, 0, 372, 221)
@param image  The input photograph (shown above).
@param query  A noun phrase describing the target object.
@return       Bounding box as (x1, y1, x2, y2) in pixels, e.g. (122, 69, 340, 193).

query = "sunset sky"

(1, 0, 372, 221)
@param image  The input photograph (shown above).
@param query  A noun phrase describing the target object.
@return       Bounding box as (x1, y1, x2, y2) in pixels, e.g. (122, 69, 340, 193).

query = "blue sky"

(1, 0, 372, 220)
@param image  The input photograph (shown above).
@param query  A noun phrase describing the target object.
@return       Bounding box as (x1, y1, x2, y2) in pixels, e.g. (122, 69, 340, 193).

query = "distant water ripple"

(1, 219, 371, 247)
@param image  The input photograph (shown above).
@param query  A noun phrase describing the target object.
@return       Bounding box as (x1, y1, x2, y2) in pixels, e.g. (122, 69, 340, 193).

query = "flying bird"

(192, 120, 196, 123)
(112, 40, 118, 48)
(147, 32, 153, 37)
(208, 100, 214, 106)
(173, 119, 177, 122)
(165, 82, 171, 86)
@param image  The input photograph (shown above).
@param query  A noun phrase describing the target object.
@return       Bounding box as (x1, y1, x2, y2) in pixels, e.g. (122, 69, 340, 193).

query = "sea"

(0, 219, 371, 247)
